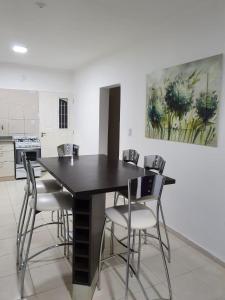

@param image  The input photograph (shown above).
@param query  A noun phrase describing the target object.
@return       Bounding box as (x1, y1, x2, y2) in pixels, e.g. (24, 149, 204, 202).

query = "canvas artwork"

(145, 54, 222, 146)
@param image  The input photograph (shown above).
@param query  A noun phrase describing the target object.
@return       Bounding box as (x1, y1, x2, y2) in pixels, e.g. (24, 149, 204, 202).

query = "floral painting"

(145, 54, 222, 146)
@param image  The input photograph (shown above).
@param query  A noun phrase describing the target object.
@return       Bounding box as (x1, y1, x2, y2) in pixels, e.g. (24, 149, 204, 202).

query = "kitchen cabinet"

(0, 119, 9, 135)
(0, 141, 15, 180)
(0, 89, 39, 136)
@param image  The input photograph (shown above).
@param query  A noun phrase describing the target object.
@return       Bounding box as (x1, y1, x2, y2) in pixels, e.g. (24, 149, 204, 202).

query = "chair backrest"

(124, 174, 165, 231)
(21, 152, 31, 191)
(27, 159, 37, 203)
(144, 155, 165, 174)
(57, 144, 79, 158)
(128, 174, 165, 203)
(122, 149, 139, 166)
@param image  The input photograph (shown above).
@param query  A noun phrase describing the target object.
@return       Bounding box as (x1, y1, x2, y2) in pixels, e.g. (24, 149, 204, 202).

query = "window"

(59, 98, 68, 129)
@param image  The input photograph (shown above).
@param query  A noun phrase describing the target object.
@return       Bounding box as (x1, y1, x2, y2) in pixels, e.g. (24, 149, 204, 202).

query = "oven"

(14, 136, 42, 179)
(15, 148, 41, 166)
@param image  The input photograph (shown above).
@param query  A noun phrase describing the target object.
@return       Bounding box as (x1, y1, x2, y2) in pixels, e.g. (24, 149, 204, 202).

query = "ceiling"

(0, 0, 223, 70)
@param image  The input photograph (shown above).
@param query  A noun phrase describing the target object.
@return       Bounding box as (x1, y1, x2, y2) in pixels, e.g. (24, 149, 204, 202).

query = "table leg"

(72, 193, 105, 300)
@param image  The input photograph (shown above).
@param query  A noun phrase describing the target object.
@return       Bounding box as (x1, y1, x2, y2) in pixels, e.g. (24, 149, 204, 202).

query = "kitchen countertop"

(0, 136, 14, 142)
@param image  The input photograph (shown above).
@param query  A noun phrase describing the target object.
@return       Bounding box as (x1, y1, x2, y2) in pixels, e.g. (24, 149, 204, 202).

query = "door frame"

(98, 84, 121, 156)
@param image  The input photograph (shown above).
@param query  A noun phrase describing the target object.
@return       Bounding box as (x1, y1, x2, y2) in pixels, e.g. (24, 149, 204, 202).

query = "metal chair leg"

(62, 211, 67, 257)
(19, 206, 32, 271)
(131, 229, 136, 264)
(17, 191, 29, 267)
(156, 203, 172, 300)
(110, 191, 118, 255)
(97, 218, 106, 290)
(110, 221, 114, 255)
(160, 202, 171, 263)
(114, 192, 119, 206)
(65, 210, 70, 258)
(20, 208, 36, 298)
(60, 210, 63, 237)
(137, 230, 141, 277)
(125, 220, 132, 300)
(57, 210, 60, 238)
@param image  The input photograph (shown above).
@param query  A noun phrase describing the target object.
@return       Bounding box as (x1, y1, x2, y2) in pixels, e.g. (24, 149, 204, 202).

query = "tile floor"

(0, 176, 225, 300)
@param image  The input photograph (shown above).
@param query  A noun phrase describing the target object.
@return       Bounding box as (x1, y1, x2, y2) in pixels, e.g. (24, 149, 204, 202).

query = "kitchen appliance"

(13, 136, 42, 179)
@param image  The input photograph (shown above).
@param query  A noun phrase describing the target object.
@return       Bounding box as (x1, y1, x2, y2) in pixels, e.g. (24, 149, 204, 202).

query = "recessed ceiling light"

(12, 45, 28, 54)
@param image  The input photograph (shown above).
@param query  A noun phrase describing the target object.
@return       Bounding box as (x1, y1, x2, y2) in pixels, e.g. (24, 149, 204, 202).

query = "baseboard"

(166, 224, 225, 268)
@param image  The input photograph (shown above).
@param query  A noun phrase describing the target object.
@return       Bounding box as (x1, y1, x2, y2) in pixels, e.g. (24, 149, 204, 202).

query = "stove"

(13, 136, 42, 179)
(14, 136, 41, 149)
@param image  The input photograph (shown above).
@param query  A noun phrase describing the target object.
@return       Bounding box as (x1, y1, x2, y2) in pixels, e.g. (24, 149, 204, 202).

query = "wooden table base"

(72, 193, 105, 299)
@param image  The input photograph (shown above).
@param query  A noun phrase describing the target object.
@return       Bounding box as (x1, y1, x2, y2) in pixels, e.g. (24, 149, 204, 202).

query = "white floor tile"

(0, 271, 35, 300)
(30, 259, 71, 294)
(36, 285, 71, 300)
(0, 178, 223, 300)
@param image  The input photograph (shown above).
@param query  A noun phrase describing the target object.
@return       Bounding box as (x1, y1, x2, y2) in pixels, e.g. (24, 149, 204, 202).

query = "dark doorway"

(107, 87, 120, 160)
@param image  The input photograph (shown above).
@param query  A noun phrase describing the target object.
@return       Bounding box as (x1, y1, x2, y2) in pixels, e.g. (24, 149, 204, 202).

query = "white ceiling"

(0, 0, 222, 70)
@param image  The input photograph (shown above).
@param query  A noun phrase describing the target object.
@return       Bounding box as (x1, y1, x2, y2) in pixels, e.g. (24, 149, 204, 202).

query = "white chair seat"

(24, 179, 62, 194)
(106, 203, 156, 230)
(29, 191, 73, 211)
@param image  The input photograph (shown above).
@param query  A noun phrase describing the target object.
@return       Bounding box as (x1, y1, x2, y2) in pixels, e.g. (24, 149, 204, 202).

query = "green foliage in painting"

(145, 55, 222, 147)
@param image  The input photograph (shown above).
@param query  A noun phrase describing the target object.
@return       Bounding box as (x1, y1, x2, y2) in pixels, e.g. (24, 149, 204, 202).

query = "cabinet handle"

(1, 125, 3, 131)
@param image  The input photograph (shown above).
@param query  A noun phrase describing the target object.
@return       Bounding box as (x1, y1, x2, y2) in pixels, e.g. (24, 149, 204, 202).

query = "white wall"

(73, 3, 225, 261)
(0, 63, 72, 92)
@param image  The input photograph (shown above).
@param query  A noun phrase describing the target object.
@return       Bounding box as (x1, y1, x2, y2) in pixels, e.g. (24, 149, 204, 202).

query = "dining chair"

(57, 143, 79, 157)
(111, 149, 139, 255)
(54, 143, 79, 240)
(143, 155, 171, 262)
(19, 159, 73, 299)
(115, 154, 171, 263)
(16, 152, 63, 268)
(114, 149, 140, 206)
(98, 174, 172, 300)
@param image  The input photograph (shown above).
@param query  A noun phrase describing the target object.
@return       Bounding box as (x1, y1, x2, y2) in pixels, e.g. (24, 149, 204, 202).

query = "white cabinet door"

(0, 89, 39, 136)
(0, 119, 9, 136)
(0, 143, 14, 178)
(39, 92, 74, 157)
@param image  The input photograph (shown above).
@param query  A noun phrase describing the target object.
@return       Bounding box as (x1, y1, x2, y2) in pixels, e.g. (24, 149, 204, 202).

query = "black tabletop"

(38, 154, 175, 195)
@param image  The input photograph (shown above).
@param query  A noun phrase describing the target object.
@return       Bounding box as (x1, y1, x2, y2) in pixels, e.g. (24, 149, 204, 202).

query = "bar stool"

(19, 159, 73, 299)
(116, 155, 171, 263)
(56, 144, 79, 242)
(98, 174, 172, 300)
(143, 155, 171, 262)
(111, 149, 139, 255)
(16, 153, 63, 268)
(57, 143, 79, 157)
(114, 149, 140, 206)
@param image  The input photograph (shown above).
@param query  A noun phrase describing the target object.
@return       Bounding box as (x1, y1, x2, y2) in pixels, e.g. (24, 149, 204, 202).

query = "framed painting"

(145, 54, 222, 146)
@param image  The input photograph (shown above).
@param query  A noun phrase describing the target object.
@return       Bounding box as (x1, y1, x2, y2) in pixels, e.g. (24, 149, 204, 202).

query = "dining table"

(38, 154, 175, 300)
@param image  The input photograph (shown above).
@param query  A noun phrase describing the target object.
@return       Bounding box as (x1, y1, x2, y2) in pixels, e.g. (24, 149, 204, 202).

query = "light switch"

(128, 128, 132, 136)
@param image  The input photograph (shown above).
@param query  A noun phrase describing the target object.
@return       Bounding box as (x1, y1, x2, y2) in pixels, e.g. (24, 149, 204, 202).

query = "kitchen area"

(0, 88, 74, 181)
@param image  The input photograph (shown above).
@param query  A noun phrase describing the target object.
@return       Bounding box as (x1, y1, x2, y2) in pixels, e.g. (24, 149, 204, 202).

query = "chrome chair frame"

(111, 149, 140, 255)
(98, 174, 172, 300)
(16, 153, 66, 269)
(114, 149, 140, 203)
(57, 143, 79, 157)
(18, 160, 72, 299)
(143, 155, 171, 263)
(55, 143, 79, 241)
